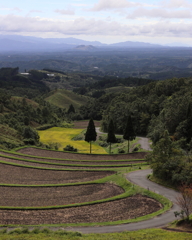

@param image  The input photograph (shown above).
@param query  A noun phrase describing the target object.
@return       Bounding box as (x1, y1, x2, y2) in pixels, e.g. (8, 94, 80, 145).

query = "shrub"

(99, 141, 109, 147)
(132, 146, 139, 152)
(31, 228, 41, 234)
(63, 144, 78, 152)
(118, 148, 125, 153)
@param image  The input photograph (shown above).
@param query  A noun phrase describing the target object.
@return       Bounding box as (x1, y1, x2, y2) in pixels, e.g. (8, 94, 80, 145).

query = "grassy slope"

(45, 89, 89, 109)
(38, 127, 107, 154)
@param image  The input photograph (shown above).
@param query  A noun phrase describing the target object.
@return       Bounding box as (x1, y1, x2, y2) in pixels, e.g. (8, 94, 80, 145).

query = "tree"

(123, 116, 136, 153)
(85, 118, 97, 154)
(68, 104, 75, 114)
(22, 126, 39, 145)
(148, 130, 184, 183)
(107, 119, 116, 154)
(175, 184, 192, 221)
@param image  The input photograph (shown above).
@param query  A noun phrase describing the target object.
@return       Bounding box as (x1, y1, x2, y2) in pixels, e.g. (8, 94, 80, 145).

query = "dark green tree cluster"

(147, 131, 192, 185)
(101, 77, 191, 141)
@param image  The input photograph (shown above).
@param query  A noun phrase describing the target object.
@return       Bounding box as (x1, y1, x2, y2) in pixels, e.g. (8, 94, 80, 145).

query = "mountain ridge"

(0, 34, 166, 52)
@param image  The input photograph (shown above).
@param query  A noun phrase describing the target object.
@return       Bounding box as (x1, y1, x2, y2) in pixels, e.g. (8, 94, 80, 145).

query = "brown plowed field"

(0, 156, 144, 169)
(73, 121, 101, 129)
(18, 147, 148, 160)
(0, 183, 123, 207)
(0, 194, 162, 225)
(0, 149, 162, 226)
(0, 163, 113, 185)
(0, 151, 145, 165)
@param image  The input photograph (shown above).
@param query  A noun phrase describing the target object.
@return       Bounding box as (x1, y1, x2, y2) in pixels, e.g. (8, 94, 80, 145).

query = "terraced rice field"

(0, 147, 163, 226)
(38, 127, 107, 154)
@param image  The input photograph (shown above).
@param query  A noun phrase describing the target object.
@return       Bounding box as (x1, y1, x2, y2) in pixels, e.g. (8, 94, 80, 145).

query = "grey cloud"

(1, 14, 192, 38)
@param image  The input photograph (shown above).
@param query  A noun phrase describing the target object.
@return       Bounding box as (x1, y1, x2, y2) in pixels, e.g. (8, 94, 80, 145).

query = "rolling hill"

(45, 89, 90, 110)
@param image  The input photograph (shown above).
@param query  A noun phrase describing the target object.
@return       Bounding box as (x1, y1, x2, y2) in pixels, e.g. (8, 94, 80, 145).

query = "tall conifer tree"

(123, 116, 136, 153)
(85, 118, 97, 154)
(107, 119, 116, 154)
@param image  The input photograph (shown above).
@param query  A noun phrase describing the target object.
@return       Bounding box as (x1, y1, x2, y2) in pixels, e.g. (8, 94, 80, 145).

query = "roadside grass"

(38, 127, 107, 154)
(0, 228, 191, 240)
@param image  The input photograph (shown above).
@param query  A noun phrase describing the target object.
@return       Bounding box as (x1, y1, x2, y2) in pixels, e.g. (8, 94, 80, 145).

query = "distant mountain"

(0, 34, 165, 52)
(0, 37, 74, 52)
(74, 45, 97, 51)
(0, 35, 105, 52)
(109, 41, 162, 48)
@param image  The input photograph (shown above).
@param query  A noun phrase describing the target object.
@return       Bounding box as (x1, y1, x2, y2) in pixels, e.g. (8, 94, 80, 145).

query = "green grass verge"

(0, 228, 191, 240)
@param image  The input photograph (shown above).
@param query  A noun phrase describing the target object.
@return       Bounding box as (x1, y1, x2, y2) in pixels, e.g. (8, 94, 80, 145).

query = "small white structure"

(20, 73, 30, 75)
(47, 74, 55, 77)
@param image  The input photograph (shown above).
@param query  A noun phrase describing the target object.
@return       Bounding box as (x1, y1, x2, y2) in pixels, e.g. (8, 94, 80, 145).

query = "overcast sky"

(0, 0, 192, 45)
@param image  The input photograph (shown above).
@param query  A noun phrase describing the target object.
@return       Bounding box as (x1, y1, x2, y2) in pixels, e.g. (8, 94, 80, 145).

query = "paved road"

(63, 169, 180, 234)
(137, 137, 152, 151)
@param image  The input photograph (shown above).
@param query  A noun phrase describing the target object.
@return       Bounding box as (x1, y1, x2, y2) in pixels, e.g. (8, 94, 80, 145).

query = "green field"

(45, 89, 89, 109)
(38, 127, 107, 154)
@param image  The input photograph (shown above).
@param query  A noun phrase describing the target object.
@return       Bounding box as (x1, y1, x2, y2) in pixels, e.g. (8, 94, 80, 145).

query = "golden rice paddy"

(38, 127, 107, 154)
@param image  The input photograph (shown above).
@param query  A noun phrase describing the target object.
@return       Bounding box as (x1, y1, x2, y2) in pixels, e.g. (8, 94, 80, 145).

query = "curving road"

(63, 169, 180, 234)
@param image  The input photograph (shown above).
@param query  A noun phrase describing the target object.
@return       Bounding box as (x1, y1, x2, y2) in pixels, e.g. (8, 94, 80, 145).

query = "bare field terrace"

(0, 163, 113, 185)
(17, 147, 148, 160)
(0, 195, 162, 225)
(0, 183, 123, 207)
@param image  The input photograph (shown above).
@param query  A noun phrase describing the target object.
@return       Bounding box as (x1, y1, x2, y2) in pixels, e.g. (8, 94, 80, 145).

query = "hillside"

(45, 89, 90, 110)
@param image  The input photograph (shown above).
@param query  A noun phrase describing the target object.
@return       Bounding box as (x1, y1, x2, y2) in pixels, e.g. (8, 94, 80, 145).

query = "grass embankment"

(0, 228, 191, 240)
(38, 127, 107, 154)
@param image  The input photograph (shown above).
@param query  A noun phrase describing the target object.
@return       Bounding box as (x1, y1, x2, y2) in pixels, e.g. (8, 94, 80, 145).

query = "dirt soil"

(0, 151, 146, 166)
(0, 148, 161, 226)
(18, 147, 148, 160)
(0, 183, 123, 207)
(0, 194, 162, 225)
(73, 121, 101, 129)
(0, 163, 113, 185)
(0, 156, 145, 170)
